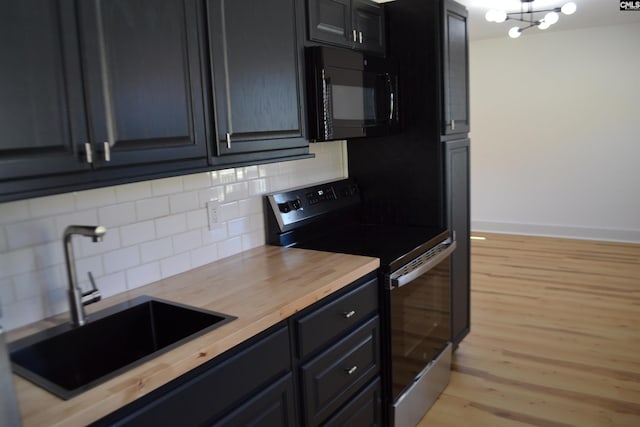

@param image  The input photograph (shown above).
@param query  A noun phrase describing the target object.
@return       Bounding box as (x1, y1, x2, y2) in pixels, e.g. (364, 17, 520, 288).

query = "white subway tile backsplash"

(190, 243, 218, 268)
(104, 246, 141, 274)
(151, 176, 184, 196)
(75, 186, 117, 210)
(155, 213, 188, 238)
(120, 220, 156, 247)
(217, 236, 243, 260)
(160, 252, 191, 278)
(186, 209, 208, 230)
(98, 202, 136, 228)
(29, 193, 75, 218)
(228, 217, 250, 237)
(0, 200, 30, 225)
(183, 172, 211, 190)
(126, 262, 162, 290)
(1, 247, 36, 277)
(172, 229, 202, 254)
(203, 224, 228, 243)
(0, 141, 346, 330)
(140, 238, 173, 263)
(115, 181, 152, 203)
(5, 217, 57, 250)
(136, 196, 170, 221)
(218, 201, 240, 222)
(169, 191, 200, 214)
(97, 271, 127, 299)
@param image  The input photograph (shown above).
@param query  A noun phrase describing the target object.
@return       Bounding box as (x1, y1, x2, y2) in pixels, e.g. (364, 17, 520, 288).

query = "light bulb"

(485, 10, 497, 22)
(545, 11, 559, 25)
(508, 26, 522, 38)
(494, 10, 507, 23)
(538, 21, 550, 30)
(561, 2, 577, 15)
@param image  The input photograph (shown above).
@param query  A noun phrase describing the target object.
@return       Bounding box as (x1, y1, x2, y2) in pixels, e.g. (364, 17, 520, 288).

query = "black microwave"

(305, 46, 399, 142)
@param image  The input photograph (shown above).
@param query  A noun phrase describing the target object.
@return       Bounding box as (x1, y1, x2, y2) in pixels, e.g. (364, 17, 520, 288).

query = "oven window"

(390, 258, 451, 400)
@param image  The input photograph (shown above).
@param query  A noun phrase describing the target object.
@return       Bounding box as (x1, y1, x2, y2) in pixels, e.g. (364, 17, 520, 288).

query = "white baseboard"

(471, 221, 640, 243)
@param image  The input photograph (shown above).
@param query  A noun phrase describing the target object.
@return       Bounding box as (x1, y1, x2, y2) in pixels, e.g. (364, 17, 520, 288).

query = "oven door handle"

(390, 240, 457, 289)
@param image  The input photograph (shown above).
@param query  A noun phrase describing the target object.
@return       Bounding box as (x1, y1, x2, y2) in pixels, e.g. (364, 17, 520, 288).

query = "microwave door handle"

(386, 74, 394, 121)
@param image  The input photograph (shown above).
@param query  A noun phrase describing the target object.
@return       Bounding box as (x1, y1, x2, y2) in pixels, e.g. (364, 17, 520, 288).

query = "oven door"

(388, 239, 456, 427)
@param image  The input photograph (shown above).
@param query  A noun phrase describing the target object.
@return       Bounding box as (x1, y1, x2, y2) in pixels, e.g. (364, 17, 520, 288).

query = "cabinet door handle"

(352, 29, 357, 42)
(226, 132, 231, 149)
(343, 310, 356, 319)
(359, 31, 363, 44)
(345, 365, 358, 375)
(103, 142, 111, 162)
(451, 119, 455, 130)
(84, 142, 93, 164)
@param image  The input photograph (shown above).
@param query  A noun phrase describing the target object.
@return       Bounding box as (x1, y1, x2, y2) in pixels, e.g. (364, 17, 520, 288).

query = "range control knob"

(278, 199, 302, 213)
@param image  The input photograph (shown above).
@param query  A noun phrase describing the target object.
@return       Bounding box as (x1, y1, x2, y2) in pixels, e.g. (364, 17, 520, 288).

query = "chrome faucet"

(63, 225, 106, 327)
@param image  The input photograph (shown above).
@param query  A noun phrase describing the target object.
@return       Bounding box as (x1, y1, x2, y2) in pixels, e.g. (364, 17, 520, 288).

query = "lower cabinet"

(93, 272, 380, 427)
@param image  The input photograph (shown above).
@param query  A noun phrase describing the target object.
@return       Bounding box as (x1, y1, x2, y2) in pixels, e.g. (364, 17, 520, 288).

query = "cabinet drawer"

(301, 316, 380, 427)
(95, 325, 290, 427)
(296, 276, 378, 359)
(323, 377, 382, 427)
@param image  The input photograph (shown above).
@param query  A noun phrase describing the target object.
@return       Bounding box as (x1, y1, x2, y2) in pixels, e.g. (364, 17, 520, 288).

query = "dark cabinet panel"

(445, 138, 470, 348)
(351, 0, 385, 55)
(207, 0, 306, 156)
(307, 0, 385, 55)
(79, 0, 207, 166)
(323, 377, 382, 427)
(215, 373, 296, 427)
(0, 0, 89, 181)
(308, 0, 352, 48)
(442, 0, 469, 136)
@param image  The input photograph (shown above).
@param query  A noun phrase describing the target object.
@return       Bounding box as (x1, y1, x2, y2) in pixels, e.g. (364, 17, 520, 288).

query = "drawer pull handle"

(343, 310, 356, 319)
(346, 366, 358, 375)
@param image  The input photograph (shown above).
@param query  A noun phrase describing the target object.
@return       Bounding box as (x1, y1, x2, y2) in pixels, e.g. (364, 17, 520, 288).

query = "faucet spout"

(63, 225, 106, 327)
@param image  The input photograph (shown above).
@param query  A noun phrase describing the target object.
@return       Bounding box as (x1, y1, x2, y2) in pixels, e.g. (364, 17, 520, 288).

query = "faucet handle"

(82, 272, 102, 305)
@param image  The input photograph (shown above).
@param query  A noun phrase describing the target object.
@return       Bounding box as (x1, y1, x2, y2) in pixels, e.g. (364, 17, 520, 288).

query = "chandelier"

(485, 0, 577, 38)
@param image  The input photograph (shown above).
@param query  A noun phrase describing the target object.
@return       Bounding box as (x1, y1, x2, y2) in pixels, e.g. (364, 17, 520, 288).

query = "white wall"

(469, 23, 640, 242)
(0, 142, 347, 331)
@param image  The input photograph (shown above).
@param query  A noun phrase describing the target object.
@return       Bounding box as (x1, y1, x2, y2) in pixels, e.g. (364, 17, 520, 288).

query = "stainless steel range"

(265, 178, 455, 427)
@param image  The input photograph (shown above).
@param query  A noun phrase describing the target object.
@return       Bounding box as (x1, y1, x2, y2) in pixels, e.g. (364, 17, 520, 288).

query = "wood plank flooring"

(418, 232, 640, 427)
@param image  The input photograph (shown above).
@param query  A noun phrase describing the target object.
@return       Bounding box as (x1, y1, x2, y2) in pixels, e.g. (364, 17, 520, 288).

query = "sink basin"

(9, 296, 235, 400)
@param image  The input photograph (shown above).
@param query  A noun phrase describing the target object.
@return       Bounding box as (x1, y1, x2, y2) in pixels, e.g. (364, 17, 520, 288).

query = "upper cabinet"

(308, 0, 385, 55)
(78, 0, 208, 168)
(0, 1, 91, 183)
(206, 0, 308, 160)
(0, 0, 209, 201)
(442, 0, 469, 136)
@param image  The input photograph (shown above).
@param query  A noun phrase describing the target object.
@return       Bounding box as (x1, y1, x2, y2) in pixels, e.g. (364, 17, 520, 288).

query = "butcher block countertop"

(10, 245, 379, 427)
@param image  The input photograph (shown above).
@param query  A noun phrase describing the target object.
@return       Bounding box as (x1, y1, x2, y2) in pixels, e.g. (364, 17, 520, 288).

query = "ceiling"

(445, 0, 640, 40)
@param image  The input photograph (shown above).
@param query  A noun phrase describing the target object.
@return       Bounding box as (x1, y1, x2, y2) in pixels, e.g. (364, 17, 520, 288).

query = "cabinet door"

(207, 0, 306, 155)
(442, 0, 469, 135)
(444, 138, 470, 348)
(0, 0, 89, 182)
(351, 0, 385, 55)
(78, 0, 207, 167)
(308, 0, 352, 48)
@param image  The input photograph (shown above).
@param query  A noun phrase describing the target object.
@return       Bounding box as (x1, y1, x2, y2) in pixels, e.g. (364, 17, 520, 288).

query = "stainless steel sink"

(9, 296, 235, 400)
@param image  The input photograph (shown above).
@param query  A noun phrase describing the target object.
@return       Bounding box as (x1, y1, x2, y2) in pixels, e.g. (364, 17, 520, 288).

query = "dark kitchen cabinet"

(307, 0, 385, 55)
(206, 0, 308, 160)
(442, 0, 469, 136)
(0, 1, 91, 183)
(0, 0, 208, 202)
(92, 324, 293, 427)
(444, 138, 470, 349)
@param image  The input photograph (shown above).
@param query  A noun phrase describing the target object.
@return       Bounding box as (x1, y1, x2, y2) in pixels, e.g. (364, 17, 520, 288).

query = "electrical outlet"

(206, 200, 219, 229)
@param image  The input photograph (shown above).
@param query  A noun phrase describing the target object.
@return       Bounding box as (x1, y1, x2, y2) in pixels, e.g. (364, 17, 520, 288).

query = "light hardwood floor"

(418, 232, 640, 427)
